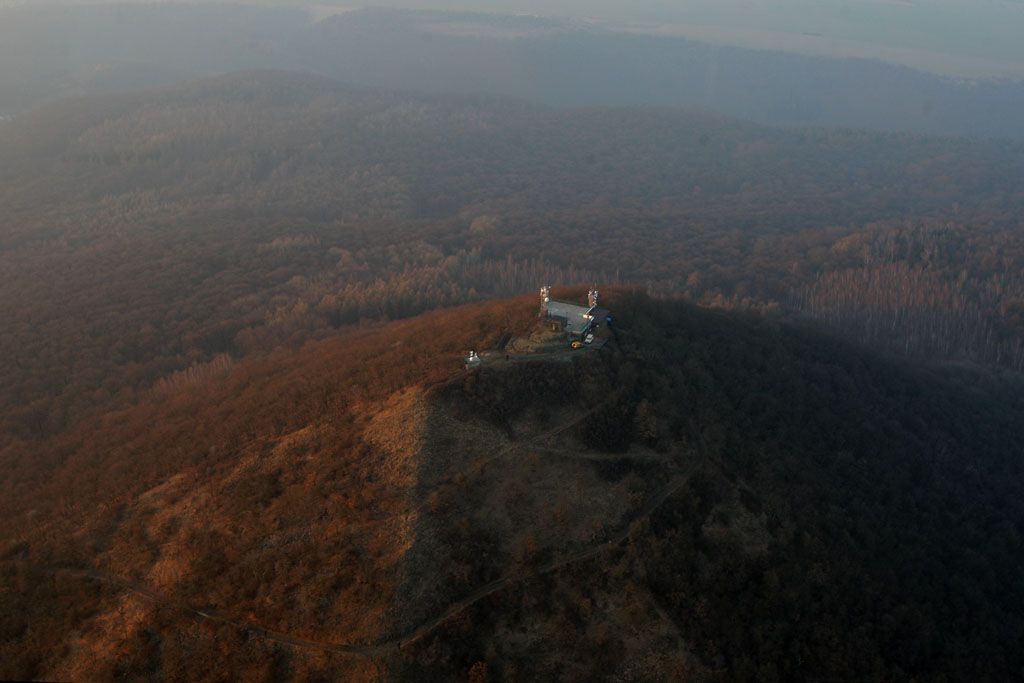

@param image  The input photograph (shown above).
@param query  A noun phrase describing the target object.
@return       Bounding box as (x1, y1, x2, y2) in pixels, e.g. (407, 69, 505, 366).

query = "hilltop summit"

(3, 291, 1024, 680)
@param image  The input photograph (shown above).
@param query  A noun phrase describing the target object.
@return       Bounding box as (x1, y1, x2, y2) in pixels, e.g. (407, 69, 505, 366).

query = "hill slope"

(3, 291, 1023, 680)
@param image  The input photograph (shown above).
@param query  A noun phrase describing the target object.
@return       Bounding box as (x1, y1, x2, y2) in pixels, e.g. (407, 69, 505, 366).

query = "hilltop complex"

(540, 287, 610, 347)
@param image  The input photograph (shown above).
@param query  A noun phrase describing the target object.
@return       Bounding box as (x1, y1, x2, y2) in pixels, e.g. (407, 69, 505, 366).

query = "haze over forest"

(2, 2, 1024, 681)
(3, 2, 1024, 137)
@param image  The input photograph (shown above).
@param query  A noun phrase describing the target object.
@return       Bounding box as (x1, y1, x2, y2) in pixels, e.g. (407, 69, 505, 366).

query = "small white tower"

(540, 285, 551, 316)
(588, 288, 599, 309)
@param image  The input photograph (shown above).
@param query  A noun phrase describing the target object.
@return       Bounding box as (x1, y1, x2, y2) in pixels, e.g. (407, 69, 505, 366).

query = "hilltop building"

(540, 286, 610, 343)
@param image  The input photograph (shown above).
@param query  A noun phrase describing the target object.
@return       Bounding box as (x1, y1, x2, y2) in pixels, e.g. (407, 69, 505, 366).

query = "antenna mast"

(540, 285, 551, 317)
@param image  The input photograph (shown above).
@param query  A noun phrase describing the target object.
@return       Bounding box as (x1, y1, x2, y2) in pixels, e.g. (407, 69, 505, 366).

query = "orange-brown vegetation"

(0, 297, 535, 679)
(3, 291, 1024, 680)
(2, 70, 1024, 681)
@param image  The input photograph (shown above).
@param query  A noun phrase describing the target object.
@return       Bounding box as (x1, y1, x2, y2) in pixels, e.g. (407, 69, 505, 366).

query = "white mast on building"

(540, 285, 551, 316)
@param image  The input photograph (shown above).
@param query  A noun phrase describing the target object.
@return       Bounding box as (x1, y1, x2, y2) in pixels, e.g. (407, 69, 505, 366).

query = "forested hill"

(2, 70, 1024, 443)
(2, 291, 1023, 680)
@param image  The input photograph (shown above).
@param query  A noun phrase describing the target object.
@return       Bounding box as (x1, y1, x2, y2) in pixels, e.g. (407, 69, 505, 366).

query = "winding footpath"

(37, 353, 696, 665)
(46, 464, 694, 663)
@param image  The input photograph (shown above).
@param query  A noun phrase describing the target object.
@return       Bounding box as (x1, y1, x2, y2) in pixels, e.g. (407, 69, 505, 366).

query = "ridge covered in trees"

(1, 71, 1023, 446)
(2, 292, 1023, 680)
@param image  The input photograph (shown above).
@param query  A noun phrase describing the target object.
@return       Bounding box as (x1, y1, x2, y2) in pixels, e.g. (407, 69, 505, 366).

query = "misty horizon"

(2, 2, 1024, 681)
(3, 0, 1023, 79)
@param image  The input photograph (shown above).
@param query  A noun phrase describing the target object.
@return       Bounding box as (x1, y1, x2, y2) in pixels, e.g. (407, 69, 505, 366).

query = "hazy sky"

(327, 0, 1024, 77)
(2, 0, 1022, 77)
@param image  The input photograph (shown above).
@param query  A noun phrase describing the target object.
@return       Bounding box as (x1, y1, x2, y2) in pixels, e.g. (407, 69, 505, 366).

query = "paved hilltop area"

(477, 322, 609, 366)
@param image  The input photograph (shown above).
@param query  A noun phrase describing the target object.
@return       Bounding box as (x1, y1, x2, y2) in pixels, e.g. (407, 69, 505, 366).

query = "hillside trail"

(40, 568, 386, 659)
(477, 345, 603, 366)
(32, 361, 698, 666)
(391, 464, 696, 651)
(40, 453, 695, 665)
(332, 392, 617, 537)
(44, 466, 693, 663)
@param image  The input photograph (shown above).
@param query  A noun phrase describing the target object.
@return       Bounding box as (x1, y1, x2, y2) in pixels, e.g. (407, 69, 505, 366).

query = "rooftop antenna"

(588, 287, 599, 309)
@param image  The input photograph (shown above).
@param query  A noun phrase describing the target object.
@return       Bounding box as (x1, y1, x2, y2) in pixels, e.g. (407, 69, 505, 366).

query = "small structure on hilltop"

(540, 286, 610, 346)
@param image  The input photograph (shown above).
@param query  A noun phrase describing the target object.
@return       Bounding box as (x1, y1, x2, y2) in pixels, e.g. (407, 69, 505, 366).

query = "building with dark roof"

(540, 287, 609, 343)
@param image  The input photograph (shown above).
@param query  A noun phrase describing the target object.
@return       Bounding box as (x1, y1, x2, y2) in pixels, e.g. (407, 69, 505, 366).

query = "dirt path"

(37, 363, 693, 667)
(528, 444, 672, 464)
(326, 398, 615, 538)
(45, 463, 695, 663)
(49, 568, 387, 660)
(393, 469, 694, 650)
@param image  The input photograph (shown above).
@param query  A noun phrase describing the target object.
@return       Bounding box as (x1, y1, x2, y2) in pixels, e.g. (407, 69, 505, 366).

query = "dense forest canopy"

(1, 70, 1023, 444)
